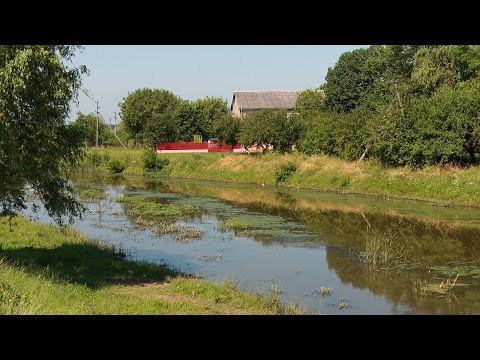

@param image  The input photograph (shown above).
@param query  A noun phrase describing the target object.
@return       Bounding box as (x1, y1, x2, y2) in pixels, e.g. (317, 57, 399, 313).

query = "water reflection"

(63, 174, 480, 314)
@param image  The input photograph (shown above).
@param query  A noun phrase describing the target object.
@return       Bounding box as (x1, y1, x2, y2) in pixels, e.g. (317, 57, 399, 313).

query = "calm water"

(26, 175, 480, 314)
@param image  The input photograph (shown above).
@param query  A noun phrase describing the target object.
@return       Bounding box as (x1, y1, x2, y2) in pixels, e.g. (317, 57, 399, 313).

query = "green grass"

(154, 222, 203, 242)
(117, 196, 201, 219)
(0, 216, 293, 314)
(358, 229, 410, 269)
(220, 214, 308, 243)
(429, 262, 480, 279)
(75, 187, 107, 202)
(224, 217, 252, 230)
(77, 148, 480, 207)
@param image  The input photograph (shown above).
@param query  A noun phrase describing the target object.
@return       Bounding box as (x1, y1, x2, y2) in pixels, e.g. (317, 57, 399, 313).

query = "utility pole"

(114, 112, 117, 135)
(98, 110, 127, 149)
(84, 114, 88, 150)
(95, 101, 99, 147)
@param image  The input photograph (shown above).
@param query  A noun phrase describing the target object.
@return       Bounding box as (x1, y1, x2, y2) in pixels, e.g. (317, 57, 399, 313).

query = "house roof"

(231, 90, 300, 111)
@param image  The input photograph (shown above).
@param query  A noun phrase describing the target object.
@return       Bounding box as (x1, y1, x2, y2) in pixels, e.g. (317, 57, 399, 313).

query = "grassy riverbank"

(79, 148, 480, 207)
(0, 216, 295, 315)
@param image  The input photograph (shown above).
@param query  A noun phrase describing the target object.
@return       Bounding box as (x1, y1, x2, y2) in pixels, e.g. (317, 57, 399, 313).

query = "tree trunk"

(468, 145, 476, 164)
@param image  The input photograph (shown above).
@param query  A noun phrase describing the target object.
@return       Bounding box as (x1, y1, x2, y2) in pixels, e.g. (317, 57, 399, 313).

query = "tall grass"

(359, 229, 410, 269)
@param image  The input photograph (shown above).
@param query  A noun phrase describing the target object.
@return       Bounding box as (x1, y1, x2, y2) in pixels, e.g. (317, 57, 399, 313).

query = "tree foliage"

(142, 112, 178, 150)
(119, 88, 181, 142)
(71, 112, 113, 147)
(323, 48, 377, 113)
(194, 97, 228, 139)
(175, 101, 200, 142)
(324, 45, 423, 113)
(239, 110, 304, 153)
(176, 97, 228, 142)
(411, 46, 455, 95)
(119, 90, 227, 145)
(312, 45, 480, 167)
(0, 45, 87, 223)
(213, 113, 241, 150)
(299, 107, 371, 160)
(295, 89, 325, 120)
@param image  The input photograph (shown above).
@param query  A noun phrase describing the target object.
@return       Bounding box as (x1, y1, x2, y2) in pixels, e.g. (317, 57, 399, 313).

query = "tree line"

(75, 46, 480, 168)
(72, 89, 229, 149)
(4, 45, 480, 223)
(302, 45, 480, 167)
(215, 45, 480, 167)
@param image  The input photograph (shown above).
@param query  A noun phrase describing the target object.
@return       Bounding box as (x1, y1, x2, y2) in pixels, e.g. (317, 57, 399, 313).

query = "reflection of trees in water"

(165, 179, 480, 313)
(322, 212, 476, 267)
(74, 174, 480, 313)
(326, 248, 480, 314)
(143, 179, 171, 192)
(261, 204, 480, 267)
(218, 200, 474, 267)
(76, 173, 480, 266)
(274, 191, 297, 206)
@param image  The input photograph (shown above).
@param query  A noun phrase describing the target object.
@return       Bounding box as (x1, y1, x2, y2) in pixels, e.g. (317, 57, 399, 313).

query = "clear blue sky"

(69, 45, 367, 123)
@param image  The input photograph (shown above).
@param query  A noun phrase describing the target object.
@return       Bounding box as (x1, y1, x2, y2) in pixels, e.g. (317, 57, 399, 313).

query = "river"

(26, 174, 480, 314)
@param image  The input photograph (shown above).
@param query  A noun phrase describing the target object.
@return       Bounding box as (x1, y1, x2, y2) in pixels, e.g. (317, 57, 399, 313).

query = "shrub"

(88, 152, 102, 167)
(275, 162, 297, 183)
(107, 159, 126, 173)
(143, 149, 169, 173)
(143, 149, 158, 172)
(299, 108, 369, 160)
(102, 151, 111, 163)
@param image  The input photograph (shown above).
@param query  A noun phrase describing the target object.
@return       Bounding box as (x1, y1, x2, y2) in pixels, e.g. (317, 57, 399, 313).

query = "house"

(230, 90, 300, 117)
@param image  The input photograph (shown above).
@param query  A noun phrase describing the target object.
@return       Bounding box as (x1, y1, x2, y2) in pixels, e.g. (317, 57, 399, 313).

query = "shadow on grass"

(0, 242, 175, 289)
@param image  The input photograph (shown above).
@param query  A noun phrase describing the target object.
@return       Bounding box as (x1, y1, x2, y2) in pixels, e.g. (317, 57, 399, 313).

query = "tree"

(71, 112, 111, 147)
(213, 113, 241, 150)
(194, 97, 228, 139)
(176, 97, 228, 142)
(0, 45, 87, 223)
(295, 89, 325, 120)
(118, 88, 181, 143)
(299, 107, 370, 159)
(239, 109, 304, 153)
(142, 112, 178, 150)
(450, 45, 480, 82)
(324, 45, 425, 113)
(239, 110, 276, 150)
(323, 48, 377, 113)
(175, 101, 202, 142)
(366, 79, 480, 167)
(411, 45, 480, 96)
(411, 46, 455, 96)
(269, 111, 304, 153)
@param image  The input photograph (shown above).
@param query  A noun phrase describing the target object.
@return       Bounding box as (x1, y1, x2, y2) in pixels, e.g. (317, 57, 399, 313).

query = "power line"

(97, 108, 127, 149)
(84, 90, 126, 149)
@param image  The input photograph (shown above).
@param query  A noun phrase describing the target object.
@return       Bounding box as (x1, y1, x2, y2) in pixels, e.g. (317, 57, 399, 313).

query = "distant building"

(230, 90, 300, 117)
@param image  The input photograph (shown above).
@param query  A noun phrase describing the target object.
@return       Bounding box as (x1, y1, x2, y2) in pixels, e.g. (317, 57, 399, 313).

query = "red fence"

(157, 142, 208, 151)
(158, 141, 242, 153)
(208, 142, 242, 152)
(157, 141, 258, 153)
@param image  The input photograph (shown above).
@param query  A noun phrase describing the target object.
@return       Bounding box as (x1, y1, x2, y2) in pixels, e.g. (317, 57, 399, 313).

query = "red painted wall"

(157, 141, 242, 152)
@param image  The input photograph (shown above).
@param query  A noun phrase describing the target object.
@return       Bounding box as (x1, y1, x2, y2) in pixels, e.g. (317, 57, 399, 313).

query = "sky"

(69, 45, 367, 123)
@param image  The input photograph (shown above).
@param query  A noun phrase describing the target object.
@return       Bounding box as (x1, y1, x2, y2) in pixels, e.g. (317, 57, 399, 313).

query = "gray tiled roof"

(232, 90, 300, 111)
